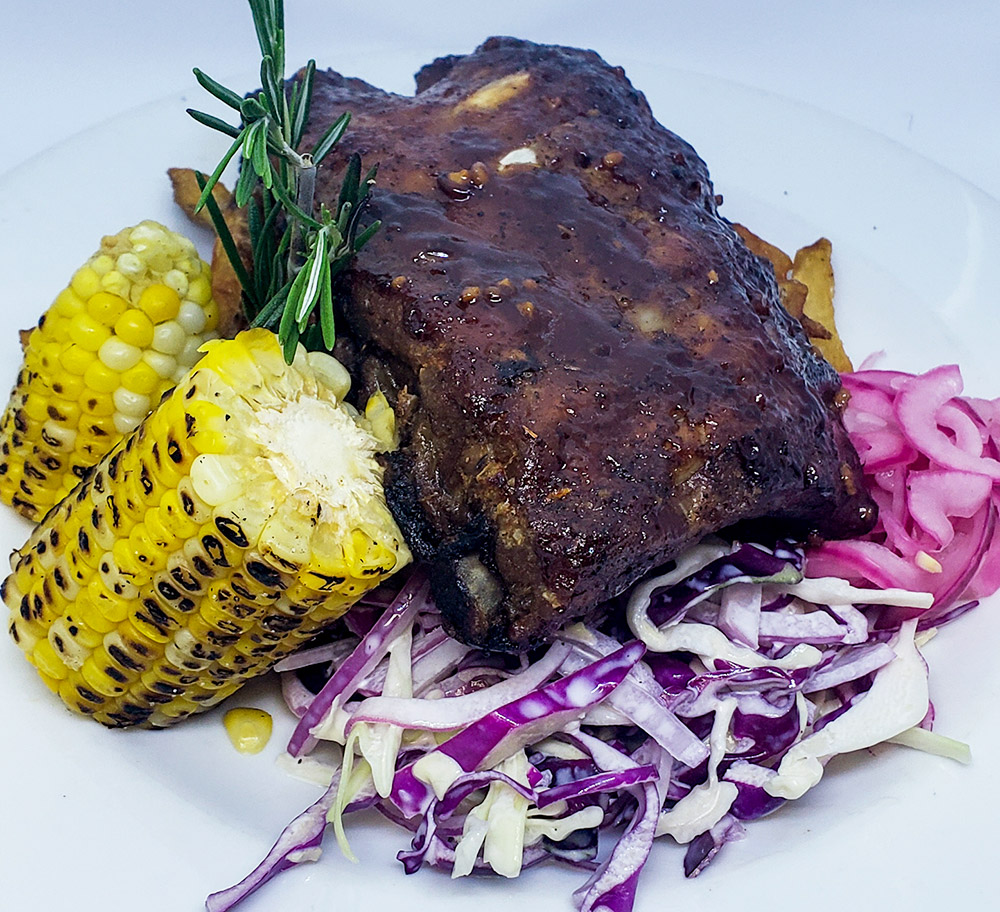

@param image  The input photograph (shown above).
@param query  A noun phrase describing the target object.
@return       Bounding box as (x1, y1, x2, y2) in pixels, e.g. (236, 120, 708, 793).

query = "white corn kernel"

(177, 336, 204, 368)
(164, 269, 189, 296)
(116, 252, 143, 276)
(177, 300, 207, 334)
(129, 222, 167, 245)
(305, 351, 352, 401)
(40, 420, 76, 449)
(100, 270, 129, 297)
(112, 387, 151, 419)
(98, 337, 142, 371)
(143, 350, 177, 379)
(191, 454, 246, 505)
(152, 320, 186, 355)
(113, 413, 141, 435)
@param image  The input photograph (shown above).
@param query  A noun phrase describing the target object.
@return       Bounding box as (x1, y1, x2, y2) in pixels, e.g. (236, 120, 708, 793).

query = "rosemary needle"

(187, 0, 379, 361)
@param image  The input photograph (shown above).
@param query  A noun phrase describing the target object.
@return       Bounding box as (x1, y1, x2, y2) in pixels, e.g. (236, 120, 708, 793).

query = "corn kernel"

(22, 393, 49, 423)
(69, 313, 111, 352)
(59, 344, 96, 375)
(164, 269, 189, 297)
(202, 298, 220, 331)
(177, 300, 208, 335)
(138, 284, 181, 323)
(129, 222, 167, 246)
(90, 254, 115, 277)
(39, 341, 64, 371)
(47, 397, 81, 427)
(152, 320, 186, 355)
(178, 336, 204, 369)
(186, 274, 212, 305)
(142, 349, 177, 379)
(52, 372, 85, 400)
(99, 336, 142, 372)
(80, 394, 116, 417)
(113, 413, 141, 435)
(59, 679, 99, 709)
(113, 309, 155, 348)
(83, 359, 121, 394)
(78, 414, 116, 440)
(143, 508, 176, 550)
(33, 638, 69, 680)
(100, 270, 130, 298)
(55, 287, 86, 318)
(87, 291, 129, 326)
(70, 267, 101, 300)
(112, 387, 151, 420)
(40, 421, 75, 450)
(116, 252, 143, 276)
(120, 360, 160, 396)
(81, 656, 125, 695)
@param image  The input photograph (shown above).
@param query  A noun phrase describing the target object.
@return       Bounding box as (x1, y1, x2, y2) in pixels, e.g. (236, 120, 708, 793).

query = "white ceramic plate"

(1, 65, 998, 912)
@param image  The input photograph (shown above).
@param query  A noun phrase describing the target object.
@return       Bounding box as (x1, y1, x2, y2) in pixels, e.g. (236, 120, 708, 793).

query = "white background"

(1, 0, 998, 198)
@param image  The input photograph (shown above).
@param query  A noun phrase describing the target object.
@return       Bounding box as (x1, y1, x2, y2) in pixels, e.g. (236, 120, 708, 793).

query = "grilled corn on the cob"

(0, 221, 221, 521)
(4, 329, 410, 728)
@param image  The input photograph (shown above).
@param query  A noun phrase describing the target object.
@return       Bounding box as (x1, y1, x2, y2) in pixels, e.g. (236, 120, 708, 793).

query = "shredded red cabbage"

(206, 369, 993, 912)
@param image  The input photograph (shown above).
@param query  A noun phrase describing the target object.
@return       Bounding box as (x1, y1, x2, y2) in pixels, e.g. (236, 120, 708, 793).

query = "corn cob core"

(4, 329, 411, 728)
(0, 221, 221, 521)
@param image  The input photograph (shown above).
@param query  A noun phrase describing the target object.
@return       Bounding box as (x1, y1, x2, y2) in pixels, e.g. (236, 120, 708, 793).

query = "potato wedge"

(792, 238, 852, 372)
(734, 224, 852, 372)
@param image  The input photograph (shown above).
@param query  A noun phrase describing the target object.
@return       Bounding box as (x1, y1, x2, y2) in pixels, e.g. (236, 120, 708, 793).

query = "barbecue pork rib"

(302, 37, 876, 650)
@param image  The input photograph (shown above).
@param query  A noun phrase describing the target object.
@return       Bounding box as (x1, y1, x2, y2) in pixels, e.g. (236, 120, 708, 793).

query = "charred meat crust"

(302, 37, 876, 649)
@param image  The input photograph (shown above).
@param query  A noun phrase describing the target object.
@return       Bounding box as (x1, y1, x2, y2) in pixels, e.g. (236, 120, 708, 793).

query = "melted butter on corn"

(0, 221, 220, 521)
(3, 329, 411, 728)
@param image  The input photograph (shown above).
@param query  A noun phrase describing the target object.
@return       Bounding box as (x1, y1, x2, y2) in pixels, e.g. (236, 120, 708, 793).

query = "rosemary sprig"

(187, 0, 379, 361)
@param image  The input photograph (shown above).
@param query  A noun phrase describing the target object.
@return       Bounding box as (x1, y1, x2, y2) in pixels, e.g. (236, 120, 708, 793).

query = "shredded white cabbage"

(656, 699, 738, 842)
(765, 619, 930, 800)
(357, 627, 413, 796)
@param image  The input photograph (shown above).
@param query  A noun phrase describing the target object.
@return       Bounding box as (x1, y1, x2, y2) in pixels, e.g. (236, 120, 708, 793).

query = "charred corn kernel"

(0, 221, 222, 521)
(4, 330, 411, 728)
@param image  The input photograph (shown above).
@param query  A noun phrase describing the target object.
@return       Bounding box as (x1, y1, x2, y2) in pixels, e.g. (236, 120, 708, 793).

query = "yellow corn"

(3, 329, 410, 728)
(0, 221, 221, 521)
